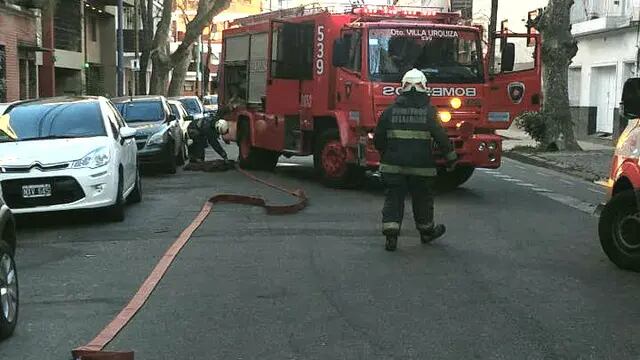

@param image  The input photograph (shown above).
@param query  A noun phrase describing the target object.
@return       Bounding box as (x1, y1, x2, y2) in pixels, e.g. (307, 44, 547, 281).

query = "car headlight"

(615, 119, 640, 158)
(71, 147, 110, 169)
(147, 129, 168, 146)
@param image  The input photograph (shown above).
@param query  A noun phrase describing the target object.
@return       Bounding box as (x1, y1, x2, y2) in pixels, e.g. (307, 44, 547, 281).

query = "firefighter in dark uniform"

(374, 69, 458, 251)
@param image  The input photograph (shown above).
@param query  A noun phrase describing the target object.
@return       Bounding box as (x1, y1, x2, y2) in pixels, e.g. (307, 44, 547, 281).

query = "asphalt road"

(1, 146, 639, 360)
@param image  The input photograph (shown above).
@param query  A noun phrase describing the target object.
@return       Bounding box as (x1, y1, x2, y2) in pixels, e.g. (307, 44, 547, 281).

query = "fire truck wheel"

(598, 189, 640, 272)
(237, 121, 279, 171)
(315, 129, 364, 188)
(435, 165, 475, 191)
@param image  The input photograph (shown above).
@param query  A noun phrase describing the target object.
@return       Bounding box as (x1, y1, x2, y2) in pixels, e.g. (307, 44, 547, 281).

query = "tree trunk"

(138, 50, 150, 94)
(202, 37, 212, 94)
(537, 0, 581, 151)
(137, 0, 154, 94)
(167, 44, 193, 96)
(149, 47, 171, 95)
(147, 0, 231, 96)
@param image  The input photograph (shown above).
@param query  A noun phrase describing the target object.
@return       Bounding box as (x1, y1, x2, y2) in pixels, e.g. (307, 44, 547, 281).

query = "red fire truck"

(219, 4, 542, 188)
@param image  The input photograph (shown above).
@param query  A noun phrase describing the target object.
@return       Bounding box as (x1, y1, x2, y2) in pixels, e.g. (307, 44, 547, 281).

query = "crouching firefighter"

(374, 69, 458, 252)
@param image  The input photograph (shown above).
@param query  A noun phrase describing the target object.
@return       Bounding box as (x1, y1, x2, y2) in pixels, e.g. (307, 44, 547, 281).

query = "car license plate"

(22, 184, 52, 198)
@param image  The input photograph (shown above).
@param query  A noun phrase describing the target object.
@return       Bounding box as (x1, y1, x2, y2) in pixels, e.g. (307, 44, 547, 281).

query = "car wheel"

(107, 172, 125, 222)
(128, 167, 142, 204)
(599, 189, 640, 272)
(166, 142, 177, 174)
(0, 241, 18, 340)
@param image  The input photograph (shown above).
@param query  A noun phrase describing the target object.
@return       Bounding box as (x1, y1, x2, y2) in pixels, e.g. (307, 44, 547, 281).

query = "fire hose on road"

(71, 160, 308, 360)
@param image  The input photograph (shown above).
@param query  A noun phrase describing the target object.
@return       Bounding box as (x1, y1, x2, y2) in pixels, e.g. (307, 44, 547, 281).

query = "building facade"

(0, 2, 40, 102)
(569, 0, 639, 134)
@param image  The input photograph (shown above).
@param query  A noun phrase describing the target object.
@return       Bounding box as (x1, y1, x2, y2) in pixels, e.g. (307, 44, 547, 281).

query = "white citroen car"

(0, 97, 141, 221)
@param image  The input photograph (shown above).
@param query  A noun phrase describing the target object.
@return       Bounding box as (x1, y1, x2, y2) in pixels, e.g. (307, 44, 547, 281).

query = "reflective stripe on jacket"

(374, 91, 457, 177)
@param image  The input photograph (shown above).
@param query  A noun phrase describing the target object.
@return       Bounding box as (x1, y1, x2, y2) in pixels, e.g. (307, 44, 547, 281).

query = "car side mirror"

(120, 127, 137, 139)
(621, 77, 640, 118)
(332, 38, 349, 67)
(500, 42, 515, 72)
(184, 115, 194, 121)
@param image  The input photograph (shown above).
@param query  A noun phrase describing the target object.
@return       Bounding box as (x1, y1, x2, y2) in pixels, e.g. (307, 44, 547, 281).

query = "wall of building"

(85, 13, 102, 64)
(55, 67, 82, 95)
(473, 0, 548, 35)
(100, 12, 116, 97)
(570, 28, 637, 107)
(0, 4, 38, 102)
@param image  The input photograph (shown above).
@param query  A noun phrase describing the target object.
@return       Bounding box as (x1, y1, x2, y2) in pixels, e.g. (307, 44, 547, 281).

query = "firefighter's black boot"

(382, 227, 400, 252)
(420, 224, 446, 244)
(385, 234, 398, 252)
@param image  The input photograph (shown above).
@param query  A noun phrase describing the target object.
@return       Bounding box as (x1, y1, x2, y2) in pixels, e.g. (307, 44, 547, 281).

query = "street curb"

(503, 151, 605, 183)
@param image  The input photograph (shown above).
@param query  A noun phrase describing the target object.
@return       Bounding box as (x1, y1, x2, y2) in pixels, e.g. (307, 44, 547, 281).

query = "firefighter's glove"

(444, 151, 458, 172)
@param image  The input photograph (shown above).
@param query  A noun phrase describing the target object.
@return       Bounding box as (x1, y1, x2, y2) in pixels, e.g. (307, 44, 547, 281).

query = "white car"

(0, 97, 141, 221)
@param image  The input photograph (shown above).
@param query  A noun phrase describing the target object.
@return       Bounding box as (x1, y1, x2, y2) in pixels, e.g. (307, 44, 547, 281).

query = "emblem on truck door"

(508, 82, 525, 104)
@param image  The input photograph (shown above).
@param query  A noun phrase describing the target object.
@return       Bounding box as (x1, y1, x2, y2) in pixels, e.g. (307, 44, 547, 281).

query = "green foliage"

(515, 111, 546, 145)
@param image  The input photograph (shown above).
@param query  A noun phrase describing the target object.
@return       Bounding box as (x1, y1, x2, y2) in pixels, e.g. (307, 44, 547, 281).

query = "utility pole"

(134, 0, 139, 95)
(195, 36, 201, 97)
(487, 0, 499, 75)
(201, 38, 206, 98)
(116, 0, 124, 96)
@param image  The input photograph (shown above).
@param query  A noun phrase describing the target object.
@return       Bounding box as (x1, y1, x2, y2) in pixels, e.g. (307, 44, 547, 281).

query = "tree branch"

(169, 0, 231, 65)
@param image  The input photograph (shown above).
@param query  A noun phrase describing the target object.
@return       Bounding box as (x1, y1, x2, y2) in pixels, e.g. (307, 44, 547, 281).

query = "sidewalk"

(498, 125, 615, 182)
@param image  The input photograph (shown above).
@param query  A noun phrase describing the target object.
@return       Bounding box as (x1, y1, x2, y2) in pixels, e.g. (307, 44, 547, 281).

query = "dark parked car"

(170, 96, 211, 121)
(113, 96, 186, 174)
(0, 198, 17, 340)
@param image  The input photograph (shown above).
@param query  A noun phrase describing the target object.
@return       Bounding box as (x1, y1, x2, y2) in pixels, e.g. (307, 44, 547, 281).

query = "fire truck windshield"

(368, 28, 483, 84)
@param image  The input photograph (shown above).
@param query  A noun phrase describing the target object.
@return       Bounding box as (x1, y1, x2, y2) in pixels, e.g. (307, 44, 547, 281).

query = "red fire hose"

(71, 161, 308, 360)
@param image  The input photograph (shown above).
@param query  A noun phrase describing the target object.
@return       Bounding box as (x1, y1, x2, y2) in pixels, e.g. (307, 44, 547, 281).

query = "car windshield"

(179, 98, 203, 115)
(115, 101, 164, 123)
(0, 101, 105, 142)
(203, 95, 218, 106)
(368, 28, 483, 84)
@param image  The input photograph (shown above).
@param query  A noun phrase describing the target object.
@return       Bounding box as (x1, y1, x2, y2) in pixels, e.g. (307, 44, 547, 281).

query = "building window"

(124, 7, 138, 30)
(18, 52, 37, 100)
(54, 0, 82, 52)
(0, 45, 6, 102)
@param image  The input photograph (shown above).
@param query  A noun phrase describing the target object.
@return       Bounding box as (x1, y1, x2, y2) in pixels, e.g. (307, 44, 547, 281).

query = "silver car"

(0, 198, 17, 340)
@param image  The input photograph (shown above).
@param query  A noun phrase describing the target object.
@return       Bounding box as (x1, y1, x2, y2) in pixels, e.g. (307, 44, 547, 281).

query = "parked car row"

(0, 95, 215, 224)
(0, 94, 218, 342)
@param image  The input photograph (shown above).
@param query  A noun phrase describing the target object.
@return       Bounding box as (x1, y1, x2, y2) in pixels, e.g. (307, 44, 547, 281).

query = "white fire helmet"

(401, 68, 428, 93)
(215, 119, 229, 135)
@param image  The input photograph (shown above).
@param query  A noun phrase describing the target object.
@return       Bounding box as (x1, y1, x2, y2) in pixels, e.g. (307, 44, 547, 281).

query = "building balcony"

(571, 15, 631, 36)
(571, 0, 639, 36)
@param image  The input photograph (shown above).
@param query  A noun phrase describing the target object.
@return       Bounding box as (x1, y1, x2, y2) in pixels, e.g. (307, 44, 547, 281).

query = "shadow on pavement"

(14, 208, 122, 229)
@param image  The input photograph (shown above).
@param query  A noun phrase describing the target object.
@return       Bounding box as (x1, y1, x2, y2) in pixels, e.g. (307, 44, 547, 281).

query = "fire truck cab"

(219, 4, 542, 188)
